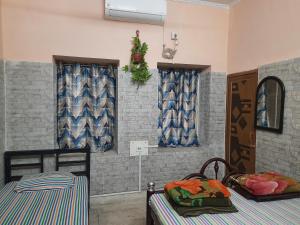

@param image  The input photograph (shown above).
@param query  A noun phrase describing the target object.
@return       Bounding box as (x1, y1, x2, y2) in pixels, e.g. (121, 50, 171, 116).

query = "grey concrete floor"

(90, 191, 146, 225)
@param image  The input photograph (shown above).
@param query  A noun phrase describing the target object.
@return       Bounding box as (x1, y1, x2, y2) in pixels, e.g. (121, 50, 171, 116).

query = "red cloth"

(237, 172, 299, 196)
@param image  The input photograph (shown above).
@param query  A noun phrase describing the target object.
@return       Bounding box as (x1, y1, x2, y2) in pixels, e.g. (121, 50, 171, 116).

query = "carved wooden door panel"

(226, 70, 258, 173)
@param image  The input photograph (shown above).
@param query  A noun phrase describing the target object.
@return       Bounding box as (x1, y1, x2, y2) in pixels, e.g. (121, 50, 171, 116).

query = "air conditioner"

(105, 0, 167, 25)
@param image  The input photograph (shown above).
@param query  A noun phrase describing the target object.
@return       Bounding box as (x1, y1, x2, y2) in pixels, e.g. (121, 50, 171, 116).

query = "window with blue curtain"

(57, 62, 116, 152)
(256, 82, 269, 127)
(158, 68, 199, 147)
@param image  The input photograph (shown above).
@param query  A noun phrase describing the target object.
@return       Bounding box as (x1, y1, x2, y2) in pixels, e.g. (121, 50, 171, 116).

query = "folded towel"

(167, 194, 238, 217)
(164, 179, 231, 207)
(234, 172, 300, 196)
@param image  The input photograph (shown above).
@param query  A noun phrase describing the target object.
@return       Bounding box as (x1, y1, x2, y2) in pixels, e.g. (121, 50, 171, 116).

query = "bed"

(1, 147, 90, 225)
(146, 158, 300, 225)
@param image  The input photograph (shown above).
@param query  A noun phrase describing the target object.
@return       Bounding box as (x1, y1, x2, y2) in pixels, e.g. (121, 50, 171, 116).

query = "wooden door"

(226, 70, 258, 173)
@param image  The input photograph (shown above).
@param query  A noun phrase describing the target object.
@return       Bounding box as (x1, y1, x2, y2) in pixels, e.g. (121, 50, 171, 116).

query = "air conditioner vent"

(105, 0, 166, 25)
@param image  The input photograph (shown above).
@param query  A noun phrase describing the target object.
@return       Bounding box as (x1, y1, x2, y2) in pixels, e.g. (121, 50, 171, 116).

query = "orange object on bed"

(164, 179, 231, 197)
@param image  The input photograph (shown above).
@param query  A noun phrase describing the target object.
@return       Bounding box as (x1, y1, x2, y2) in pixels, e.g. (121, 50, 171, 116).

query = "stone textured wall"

(198, 70, 227, 148)
(90, 69, 226, 194)
(0, 60, 5, 186)
(208, 72, 227, 156)
(5, 61, 55, 150)
(3, 60, 227, 195)
(199, 70, 210, 145)
(5, 58, 300, 191)
(257, 58, 300, 180)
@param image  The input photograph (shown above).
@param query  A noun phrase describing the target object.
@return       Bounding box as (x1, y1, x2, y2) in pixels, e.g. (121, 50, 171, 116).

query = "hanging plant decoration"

(123, 30, 152, 87)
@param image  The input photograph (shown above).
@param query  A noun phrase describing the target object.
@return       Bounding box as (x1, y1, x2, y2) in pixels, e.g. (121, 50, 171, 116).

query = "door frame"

(225, 69, 258, 172)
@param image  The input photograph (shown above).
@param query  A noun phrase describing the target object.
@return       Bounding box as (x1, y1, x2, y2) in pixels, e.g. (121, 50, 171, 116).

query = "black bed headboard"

(4, 146, 90, 185)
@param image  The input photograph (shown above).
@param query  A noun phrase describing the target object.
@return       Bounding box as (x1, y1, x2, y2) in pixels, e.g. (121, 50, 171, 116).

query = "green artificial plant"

(123, 30, 151, 87)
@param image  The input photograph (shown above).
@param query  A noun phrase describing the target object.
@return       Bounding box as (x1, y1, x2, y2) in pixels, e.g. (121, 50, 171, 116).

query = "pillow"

(15, 172, 74, 193)
(234, 172, 300, 196)
(20, 171, 75, 181)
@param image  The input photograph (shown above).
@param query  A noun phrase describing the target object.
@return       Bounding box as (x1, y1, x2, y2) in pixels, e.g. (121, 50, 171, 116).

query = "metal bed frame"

(146, 157, 237, 225)
(4, 146, 91, 195)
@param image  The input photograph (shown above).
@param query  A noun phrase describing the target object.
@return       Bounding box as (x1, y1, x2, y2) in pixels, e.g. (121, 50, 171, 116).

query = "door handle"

(249, 131, 256, 148)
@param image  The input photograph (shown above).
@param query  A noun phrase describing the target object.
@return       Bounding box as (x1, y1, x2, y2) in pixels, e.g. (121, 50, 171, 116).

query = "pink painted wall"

(228, 0, 300, 74)
(1, 0, 229, 72)
(0, 0, 3, 58)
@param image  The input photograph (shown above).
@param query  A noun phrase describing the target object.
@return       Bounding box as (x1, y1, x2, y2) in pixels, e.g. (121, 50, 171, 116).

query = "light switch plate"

(171, 32, 178, 40)
(130, 141, 148, 156)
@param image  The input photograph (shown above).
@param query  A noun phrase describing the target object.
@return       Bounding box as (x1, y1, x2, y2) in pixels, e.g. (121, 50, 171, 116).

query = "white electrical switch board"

(130, 141, 149, 156)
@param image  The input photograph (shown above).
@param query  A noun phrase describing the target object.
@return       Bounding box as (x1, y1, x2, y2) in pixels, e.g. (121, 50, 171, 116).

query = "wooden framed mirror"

(255, 76, 285, 133)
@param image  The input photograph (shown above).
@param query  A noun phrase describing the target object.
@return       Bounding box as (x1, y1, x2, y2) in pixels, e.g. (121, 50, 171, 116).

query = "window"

(57, 62, 116, 152)
(158, 68, 199, 147)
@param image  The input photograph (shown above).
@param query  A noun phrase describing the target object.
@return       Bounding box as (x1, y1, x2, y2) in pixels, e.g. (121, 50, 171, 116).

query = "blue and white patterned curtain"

(57, 63, 116, 152)
(158, 69, 199, 147)
(257, 83, 269, 127)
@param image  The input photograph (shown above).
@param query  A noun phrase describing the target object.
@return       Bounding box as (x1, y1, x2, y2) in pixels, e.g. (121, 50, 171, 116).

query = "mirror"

(255, 76, 285, 133)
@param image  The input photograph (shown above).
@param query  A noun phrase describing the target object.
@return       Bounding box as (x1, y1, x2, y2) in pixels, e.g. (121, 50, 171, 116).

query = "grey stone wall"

(199, 70, 210, 145)
(198, 70, 226, 148)
(0, 60, 4, 186)
(257, 58, 300, 180)
(208, 72, 226, 156)
(5, 61, 55, 150)
(90, 69, 226, 194)
(2, 60, 226, 195)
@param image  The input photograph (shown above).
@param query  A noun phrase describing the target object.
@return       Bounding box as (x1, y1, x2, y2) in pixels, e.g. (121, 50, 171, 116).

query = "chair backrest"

(199, 157, 238, 184)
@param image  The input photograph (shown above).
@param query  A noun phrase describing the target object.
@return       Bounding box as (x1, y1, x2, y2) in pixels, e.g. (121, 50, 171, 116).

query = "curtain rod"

(58, 63, 114, 68)
(157, 62, 210, 71)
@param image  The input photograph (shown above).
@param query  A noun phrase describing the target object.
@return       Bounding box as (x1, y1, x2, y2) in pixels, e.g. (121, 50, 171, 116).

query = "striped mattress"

(150, 189, 300, 225)
(0, 176, 88, 225)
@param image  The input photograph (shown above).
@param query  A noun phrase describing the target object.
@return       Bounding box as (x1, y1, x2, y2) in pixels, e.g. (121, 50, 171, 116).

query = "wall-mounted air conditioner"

(105, 0, 167, 25)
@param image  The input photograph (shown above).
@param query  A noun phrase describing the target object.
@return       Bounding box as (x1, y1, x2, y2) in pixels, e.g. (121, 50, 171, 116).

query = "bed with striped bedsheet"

(0, 176, 88, 225)
(150, 188, 300, 225)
